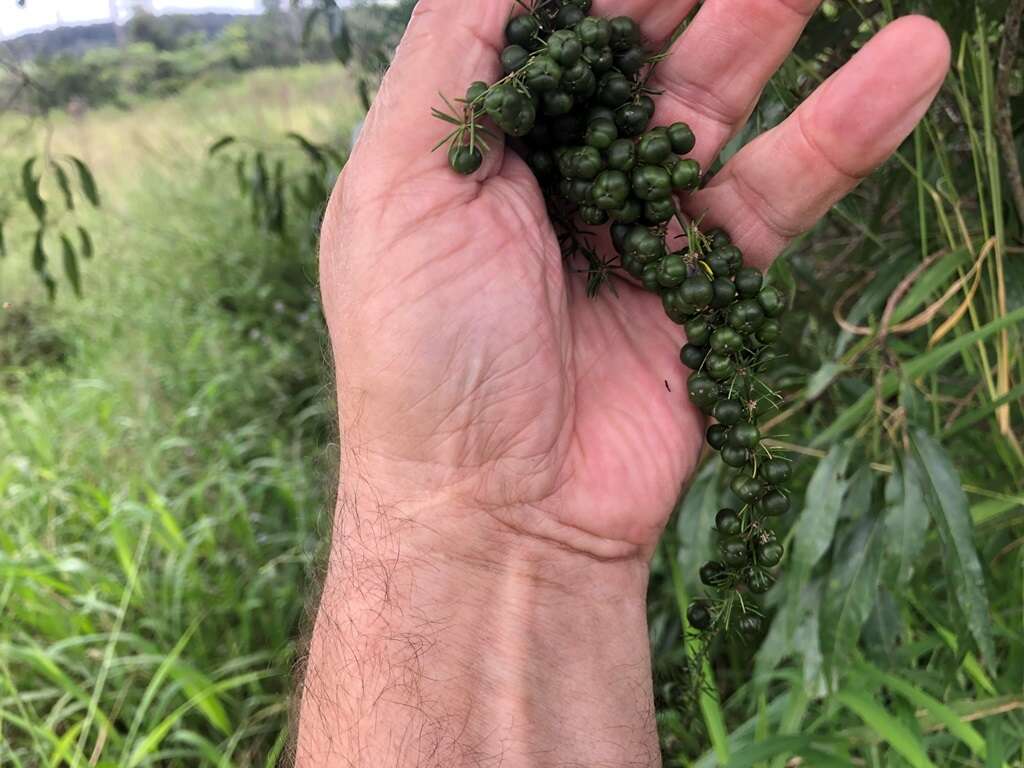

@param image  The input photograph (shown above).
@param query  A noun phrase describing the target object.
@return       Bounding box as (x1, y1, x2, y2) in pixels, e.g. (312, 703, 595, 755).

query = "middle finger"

(650, 0, 822, 168)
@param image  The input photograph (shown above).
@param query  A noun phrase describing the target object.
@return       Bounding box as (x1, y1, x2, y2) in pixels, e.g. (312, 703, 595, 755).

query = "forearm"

(296, 495, 661, 768)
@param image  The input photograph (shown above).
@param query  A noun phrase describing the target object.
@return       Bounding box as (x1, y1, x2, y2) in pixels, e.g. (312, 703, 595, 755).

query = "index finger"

(353, 0, 509, 179)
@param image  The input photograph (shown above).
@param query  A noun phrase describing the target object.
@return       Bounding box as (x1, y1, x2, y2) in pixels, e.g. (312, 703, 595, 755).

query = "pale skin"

(298, 1, 951, 765)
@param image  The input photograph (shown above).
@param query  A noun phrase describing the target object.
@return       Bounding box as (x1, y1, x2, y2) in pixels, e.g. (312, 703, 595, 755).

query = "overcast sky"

(0, 1, 261, 40)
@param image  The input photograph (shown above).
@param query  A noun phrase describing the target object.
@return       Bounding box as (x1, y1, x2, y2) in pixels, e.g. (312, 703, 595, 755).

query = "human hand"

(302, 3, 950, 764)
(320, 1, 951, 563)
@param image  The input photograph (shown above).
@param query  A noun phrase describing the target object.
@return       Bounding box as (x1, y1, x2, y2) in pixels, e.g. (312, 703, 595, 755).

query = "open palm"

(320, 0, 949, 561)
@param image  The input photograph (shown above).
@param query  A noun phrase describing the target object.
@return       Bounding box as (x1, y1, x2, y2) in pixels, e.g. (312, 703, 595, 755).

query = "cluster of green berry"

(435, 0, 791, 640)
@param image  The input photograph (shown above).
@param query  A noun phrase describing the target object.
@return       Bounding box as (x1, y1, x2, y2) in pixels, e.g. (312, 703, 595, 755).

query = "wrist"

(299, 491, 661, 767)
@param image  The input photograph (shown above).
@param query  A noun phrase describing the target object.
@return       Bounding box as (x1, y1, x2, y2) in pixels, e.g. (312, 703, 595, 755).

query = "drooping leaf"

(286, 132, 327, 168)
(77, 226, 94, 260)
(68, 156, 100, 207)
(791, 442, 853, 575)
(358, 77, 372, 112)
(21, 157, 47, 222)
(725, 736, 850, 768)
(906, 428, 995, 666)
(757, 580, 824, 696)
(54, 162, 75, 210)
(815, 305, 1024, 445)
(208, 136, 237, 156)
(821, 512, 885, 681)
(270, 159, 286, 234)
(301, 7, 324, 48)
(837, 689, 937, 768)
(327, 7, 352, 64)
(60, 234, 81, 297)
(32, 229, 56, 301)
(675, 462, 720, 593)
(855, 660, 987, 758)
(883, 460, 929, 586)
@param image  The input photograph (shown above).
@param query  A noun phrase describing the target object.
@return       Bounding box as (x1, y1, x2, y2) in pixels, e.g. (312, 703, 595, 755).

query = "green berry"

(680, 344, 707, 370)
(758, 541, 784, 567)
(710, 277, 737, 309)
(590, 170, 630, 210)
(731, 474, 764, 503)
(706, 423, 729, 450)
(715, 508, 742, 536)
(685, 318, 711, 347)
(757, 319, 781, 344)
(735, 267, 764, 298)
(738, 613, 763, 636)
(720, 539, 748, 567)
(761, 459, 792, 485)
(761, 490, 790, 517)
(713, 399, 744, 426)
(631, 165, 672, 201)
(547, 29, 583, 66)
(448, 144, 483, 175)
(680, 275, 714, 309)
(609, 16, 641, 51)
(501, 44, 531, 73)
(657, 254, 688, 288)
(585, 117, 618, 149)
(667, 122, 696, 154)
(577, 16, 611, 47)
(721, 445, 750, 468)
(638, 131, 673, 165)
(687, 600, 713, 630)
(709, 327, 743, 355)
(599, 72, 633, 108)
(670, 159, 701, 190)
(745, 568, 773, 594)
(728, 299, 766, 335)
(606, 139, 637, 172)
(758, 286, 785, 317)
(700, 561, 730, 588)
(688, 374, 718, 410)
(643, 198, 675, 225)
(505, 14, 540, 48)
(729, 422, 761, 449)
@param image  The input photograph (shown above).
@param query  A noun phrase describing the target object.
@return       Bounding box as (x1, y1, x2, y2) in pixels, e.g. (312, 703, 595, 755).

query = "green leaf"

(837, 689, 937, 768)
(725, 736, 849, 768)
(32, 228, 56, 301)
(815, 305, 1024, 446)
(884, 460, 930, 586)
(208, 135, 237, 156)
(301, 7, 324, 47)
(77, 226, 94, 260)
(53, 162, 75, 211)
(821, 513, 885, 680)
(854, 660, 987, 757)
(804, 361, 846, 401)
(21, 157, 47, 222)
(60, 234, 81, 297)
(68, 155, 101, 207)
(358, 77, 372, 113)
(791, 442, 853, 575)
(0, 219, 6, 258)
(327, 7, 352, 64)
(906, 428, 995, 666)
(286, 131, 327, 168)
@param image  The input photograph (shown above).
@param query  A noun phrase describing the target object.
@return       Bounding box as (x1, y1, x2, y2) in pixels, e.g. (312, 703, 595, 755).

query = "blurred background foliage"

(0, 0, 1021, 765)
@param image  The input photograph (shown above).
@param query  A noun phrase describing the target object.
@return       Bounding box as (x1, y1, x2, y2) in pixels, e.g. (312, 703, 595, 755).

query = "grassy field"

(1, 64, 358, 766)
(1, 8, 1023, 767)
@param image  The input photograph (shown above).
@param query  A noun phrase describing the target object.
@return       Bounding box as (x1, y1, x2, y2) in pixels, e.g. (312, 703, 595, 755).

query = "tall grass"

(0, 6, 1021, 767)
(0, 65, 357, 766)
(652, 6, 1024, 765)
